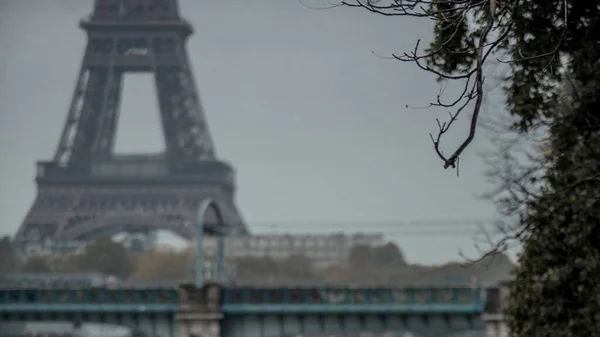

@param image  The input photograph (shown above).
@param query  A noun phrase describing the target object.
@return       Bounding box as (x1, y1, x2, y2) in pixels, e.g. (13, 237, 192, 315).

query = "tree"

(75, 238, 135, 279)
(373, 242, 406, 267)
(348, 244, 375, 268)
(0, 236, 19, 280)
(348, 243, 406, 268)
(21, 256, 52, 273)
(501, 80, 600, 336)
(335, 0, 599, 335)
(129, 251, 193, 282)
(279, 255, 317, 280)
(234, 256, 282, 282)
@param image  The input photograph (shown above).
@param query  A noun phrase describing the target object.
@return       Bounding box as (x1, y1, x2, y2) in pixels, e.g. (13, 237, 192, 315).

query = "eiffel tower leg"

(68, 66, 117, 164)
(54, 64, 92, 166)
(155, 65, 215, 162)
(91, 70, 123, 156)
(53, 64, 122, 166)
(15, 187, 77, 247)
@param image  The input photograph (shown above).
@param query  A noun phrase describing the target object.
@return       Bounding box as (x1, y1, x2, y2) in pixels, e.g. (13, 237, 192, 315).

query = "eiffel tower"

(15, 0, 247, 247)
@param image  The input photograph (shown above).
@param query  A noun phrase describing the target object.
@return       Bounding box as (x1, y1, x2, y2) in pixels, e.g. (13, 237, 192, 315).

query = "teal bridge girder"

(0, 287, 179, 315)
(222, 286, 484, 314)
(0, 287, 485, 315)
(0, 285, 484, 315)
(0, 285, 486, 337)
(221, 314, 483, 337)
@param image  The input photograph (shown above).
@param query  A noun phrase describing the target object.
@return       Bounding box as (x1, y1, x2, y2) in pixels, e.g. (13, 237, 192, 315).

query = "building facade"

(200, 233, 385, 269)
(15, 233, 385, 271)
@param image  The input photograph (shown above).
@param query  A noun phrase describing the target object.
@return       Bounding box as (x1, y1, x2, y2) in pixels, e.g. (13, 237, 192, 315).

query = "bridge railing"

(0, 286, 485, 306)
(223, 286, 484, 306)
(0, 285, 488, 316)
(0, 287, 179, 306)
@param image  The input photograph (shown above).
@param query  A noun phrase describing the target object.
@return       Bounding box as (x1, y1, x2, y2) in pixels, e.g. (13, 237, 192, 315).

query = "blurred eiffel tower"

(15, 0, 248, 248)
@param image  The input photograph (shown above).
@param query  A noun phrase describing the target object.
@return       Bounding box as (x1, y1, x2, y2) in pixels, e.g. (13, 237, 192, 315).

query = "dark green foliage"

(426, 1, 476, 76)
(506, 1, 600, 133)
(505, 78, 600, 336)
(504, 3, 599, 336)
(506, 179, 600, 336)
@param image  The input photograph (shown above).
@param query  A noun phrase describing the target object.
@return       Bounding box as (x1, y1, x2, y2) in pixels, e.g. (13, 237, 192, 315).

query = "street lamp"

(195, 198, 226, 289)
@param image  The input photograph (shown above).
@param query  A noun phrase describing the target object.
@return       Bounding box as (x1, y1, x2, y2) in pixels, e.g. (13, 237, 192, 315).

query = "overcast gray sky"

(0, 0, 512, 264)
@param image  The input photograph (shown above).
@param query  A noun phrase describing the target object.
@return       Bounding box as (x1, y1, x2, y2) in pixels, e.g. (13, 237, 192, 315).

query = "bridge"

(0, 283, 487, 337)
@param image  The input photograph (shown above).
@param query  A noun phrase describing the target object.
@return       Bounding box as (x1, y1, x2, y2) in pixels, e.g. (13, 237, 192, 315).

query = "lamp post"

(216, 232, 225, 283)
(195, 199, 226, 289)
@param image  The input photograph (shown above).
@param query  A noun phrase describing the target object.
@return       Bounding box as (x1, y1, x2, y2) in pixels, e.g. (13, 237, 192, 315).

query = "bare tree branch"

(334, 0, 568, 172)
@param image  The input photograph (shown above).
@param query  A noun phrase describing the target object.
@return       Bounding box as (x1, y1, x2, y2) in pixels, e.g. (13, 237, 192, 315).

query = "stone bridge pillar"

(176, 282, 223, 337)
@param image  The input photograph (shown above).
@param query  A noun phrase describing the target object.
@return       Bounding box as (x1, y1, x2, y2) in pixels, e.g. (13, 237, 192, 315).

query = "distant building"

(1, 272, 120, 289)
(198, 233, 385, 269)
(16, 233, 157, 257)
(16, 240, 86, 256)
(14, 232, 386, 271)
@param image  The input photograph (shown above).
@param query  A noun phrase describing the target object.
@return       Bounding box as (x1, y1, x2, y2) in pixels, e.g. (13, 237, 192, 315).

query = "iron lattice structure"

(15, 0, 247, 244)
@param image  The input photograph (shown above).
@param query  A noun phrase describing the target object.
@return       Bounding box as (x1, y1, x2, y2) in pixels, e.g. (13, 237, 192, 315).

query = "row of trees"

(1, 236, 511, 285)
(0, 236, 135, 280)
(332, 0, 600, 335)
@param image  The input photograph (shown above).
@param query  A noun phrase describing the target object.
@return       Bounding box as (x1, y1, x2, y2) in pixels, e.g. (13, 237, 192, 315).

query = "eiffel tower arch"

(15, 0, 248, 246)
